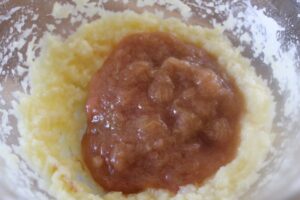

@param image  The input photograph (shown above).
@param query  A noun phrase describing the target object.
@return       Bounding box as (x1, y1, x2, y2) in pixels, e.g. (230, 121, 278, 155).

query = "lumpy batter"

(18, 12, 275, 200)
(82, 32, 245, 194)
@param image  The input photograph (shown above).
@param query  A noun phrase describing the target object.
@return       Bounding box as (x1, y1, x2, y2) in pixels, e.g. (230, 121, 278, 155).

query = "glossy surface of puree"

(82, 32, 245, 194)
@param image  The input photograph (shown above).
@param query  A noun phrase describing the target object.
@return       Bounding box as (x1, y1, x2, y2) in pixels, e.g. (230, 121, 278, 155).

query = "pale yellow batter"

(17, 11, 274, 200)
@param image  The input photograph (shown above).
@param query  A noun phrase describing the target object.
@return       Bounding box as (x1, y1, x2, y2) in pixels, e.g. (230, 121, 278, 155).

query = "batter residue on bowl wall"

(17, 11, 274, 200)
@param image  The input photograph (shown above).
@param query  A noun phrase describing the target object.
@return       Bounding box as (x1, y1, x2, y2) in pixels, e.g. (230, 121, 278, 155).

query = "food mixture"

(82, 32, 244, 193)
(18, 11, 275, 200)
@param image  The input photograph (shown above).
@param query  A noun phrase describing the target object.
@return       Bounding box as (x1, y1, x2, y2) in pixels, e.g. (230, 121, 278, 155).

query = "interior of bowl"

(0, 0, 299, 199)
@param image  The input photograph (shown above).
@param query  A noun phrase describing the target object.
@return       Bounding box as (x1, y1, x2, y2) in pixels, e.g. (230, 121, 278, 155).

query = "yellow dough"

(17, 11, 275, 200)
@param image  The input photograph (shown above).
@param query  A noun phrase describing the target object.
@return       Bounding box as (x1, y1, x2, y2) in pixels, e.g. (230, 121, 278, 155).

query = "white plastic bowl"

(0, 0, 299, 199)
